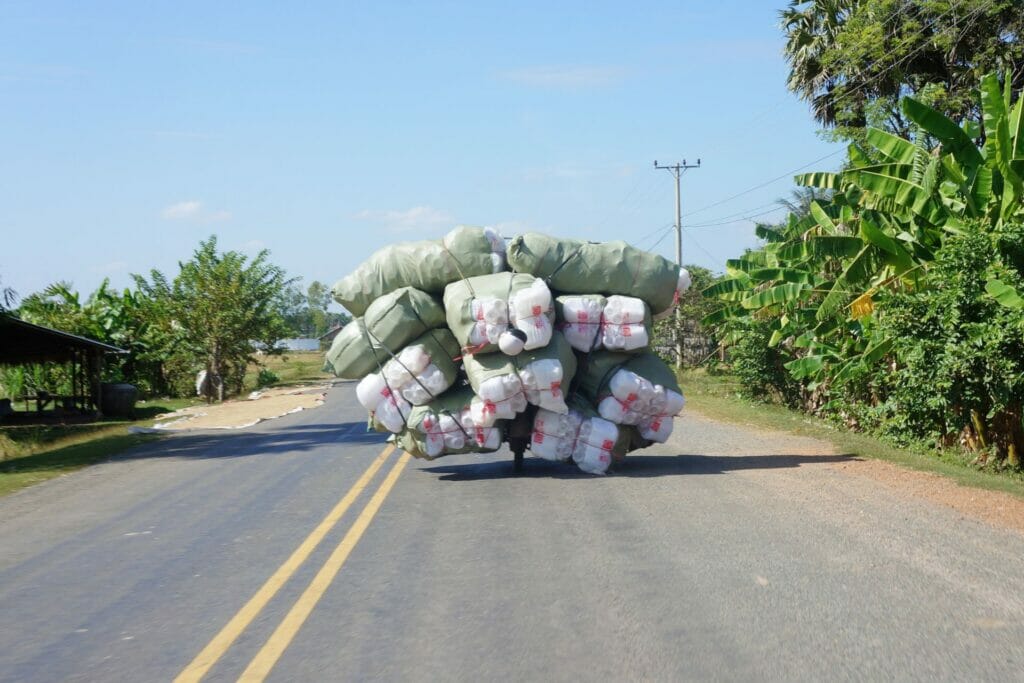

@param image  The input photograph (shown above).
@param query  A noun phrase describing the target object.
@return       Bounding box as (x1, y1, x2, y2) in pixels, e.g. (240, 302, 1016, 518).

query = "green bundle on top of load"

(325, 225, 691, 474)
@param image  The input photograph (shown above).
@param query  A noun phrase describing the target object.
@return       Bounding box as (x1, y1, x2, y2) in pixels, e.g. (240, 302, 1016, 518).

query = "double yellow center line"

(175, 444, 411, 682)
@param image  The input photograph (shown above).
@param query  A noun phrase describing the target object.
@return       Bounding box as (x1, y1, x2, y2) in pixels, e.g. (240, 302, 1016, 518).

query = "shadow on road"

(420, 452, 858, 480)
(114, 421, 387, 463)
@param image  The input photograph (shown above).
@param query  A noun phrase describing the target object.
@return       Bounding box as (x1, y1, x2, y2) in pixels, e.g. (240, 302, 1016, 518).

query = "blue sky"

(0, 1, 843, 302)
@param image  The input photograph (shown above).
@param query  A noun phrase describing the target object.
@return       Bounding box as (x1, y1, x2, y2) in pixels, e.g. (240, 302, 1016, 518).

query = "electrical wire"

(680, 150, 844, 219)
(677, 0, 995, 221)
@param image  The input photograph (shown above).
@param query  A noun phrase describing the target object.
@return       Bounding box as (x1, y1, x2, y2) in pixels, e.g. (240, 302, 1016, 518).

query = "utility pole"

(654, 158, 700, 370)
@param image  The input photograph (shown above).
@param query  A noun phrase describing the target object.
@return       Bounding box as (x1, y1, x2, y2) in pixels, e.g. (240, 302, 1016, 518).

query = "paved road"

(1, 382, 1023, 682)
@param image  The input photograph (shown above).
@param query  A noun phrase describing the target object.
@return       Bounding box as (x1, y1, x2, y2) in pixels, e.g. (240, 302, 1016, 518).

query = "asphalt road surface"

(1, 382, 1023, 682)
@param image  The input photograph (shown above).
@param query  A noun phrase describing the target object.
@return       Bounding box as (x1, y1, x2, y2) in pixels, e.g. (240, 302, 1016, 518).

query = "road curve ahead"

(1, 383, 1023, 682)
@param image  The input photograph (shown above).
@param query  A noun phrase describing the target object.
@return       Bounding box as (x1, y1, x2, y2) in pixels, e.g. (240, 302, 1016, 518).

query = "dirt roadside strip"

(139, 384, 330, 432)
(684, 409, 1024, 536)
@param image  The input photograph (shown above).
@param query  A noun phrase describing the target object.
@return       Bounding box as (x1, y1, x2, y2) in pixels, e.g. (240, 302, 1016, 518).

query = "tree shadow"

(419, 452, 859, 481)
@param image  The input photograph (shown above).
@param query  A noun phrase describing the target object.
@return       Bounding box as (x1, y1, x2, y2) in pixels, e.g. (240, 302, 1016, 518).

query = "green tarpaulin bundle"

(394, 385, 505, 460)
(574, 350, 685, 443)
(354, 328, 462, 433)
(443, 272, 555, 354)
(333, 226, 506, 316)
(324, 287, 446, 380)
(462, 332, 577, 423)
(507, 232, 684, 315)
(528, 394, 647, 474)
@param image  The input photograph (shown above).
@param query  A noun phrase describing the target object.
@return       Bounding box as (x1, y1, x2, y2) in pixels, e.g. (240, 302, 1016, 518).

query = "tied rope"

(356, 320, 410, 431)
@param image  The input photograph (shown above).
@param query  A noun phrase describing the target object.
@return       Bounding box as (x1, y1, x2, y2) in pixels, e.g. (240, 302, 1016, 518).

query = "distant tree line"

(1, 236, 349, 401)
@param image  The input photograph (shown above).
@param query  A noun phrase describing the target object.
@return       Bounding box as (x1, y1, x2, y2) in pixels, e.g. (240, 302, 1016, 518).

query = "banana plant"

(707, 72, 1024, 389)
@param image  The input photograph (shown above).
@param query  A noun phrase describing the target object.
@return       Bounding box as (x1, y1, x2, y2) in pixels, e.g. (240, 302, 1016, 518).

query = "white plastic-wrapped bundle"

(509, 277, 554, 350)
(530, 406, 618, 474)
(573, 417, 618, 475)
(464, 281, 553, 351)
(652, 267, 693, 321)
(530, 409, 582, 462)
(419, 408, 502, 458)
(395, 386, 505, 459)
(518, 359, 567, 412)
(356, 373, 412, 433)
(463, 332, 577, 425)
(445, 273, 555, 354)
(597, 369, 686, 442)
(557, 295, 650, 352)
(470, 374, 528, 426)
(602, 296, 649, 350)
(354, 330, 460, 432)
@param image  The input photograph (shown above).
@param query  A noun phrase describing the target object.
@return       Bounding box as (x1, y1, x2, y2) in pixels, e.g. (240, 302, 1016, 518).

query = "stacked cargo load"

(325, 226, 690, 474)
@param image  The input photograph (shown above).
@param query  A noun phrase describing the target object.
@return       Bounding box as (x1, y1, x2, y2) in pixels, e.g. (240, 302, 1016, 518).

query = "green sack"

(324, 287, 446, 380)
(443, 272, 555, 354)
(463, 332, 577, 416)
(574, 351, 681, 402)
(333, 226, 506, 316)
(394, 385, 505, 459)
(507, 232, 681, 314)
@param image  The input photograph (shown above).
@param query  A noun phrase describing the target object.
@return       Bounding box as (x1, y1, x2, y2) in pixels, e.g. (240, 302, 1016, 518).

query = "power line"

(687, 206, 785, 228)
(681, 150, 843, 219)
(681, 227, 723, 265)
(679, 0, 994, 223)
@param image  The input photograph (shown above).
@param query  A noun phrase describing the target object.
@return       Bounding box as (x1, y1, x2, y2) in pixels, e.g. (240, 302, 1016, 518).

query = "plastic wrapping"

(576, 351, 685, 443)
(355, 329, 462, 433)
(462, 332, 577, 424)
(333, 226, 507, 316)
(530, 396, 619, 474)
(324, 287, 446, 380)
(444, 273, 555, 354)
(556, 294, 652, 352)
(395, 386, 505, 460)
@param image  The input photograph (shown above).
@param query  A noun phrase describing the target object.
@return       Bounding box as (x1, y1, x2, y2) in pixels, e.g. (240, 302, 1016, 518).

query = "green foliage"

(135, 236, 294, 400)
(652, 265, 724, 366)
(8, 236, 301, 402)
(277, 280, 351, 337)
(707, 72, 1024, 468)
(728, 319, 801, 405)
(256, 368, 279, 389)
(781, 0, 1024, 139)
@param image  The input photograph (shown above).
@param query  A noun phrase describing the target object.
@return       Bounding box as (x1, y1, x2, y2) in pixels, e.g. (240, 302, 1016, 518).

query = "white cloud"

(161, 200, 231, 223)
(500, 65, 628, 89)
(354, 205, 455, 232)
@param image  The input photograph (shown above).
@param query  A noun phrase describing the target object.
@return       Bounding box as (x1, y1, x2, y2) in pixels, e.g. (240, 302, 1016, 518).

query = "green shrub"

(256, 369, 279, 389)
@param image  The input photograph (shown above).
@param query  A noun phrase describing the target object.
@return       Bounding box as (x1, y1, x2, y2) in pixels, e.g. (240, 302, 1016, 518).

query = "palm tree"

(776, 186, 835, 219)
(0, 276, 16, 312)
(780, 0, 858, 127)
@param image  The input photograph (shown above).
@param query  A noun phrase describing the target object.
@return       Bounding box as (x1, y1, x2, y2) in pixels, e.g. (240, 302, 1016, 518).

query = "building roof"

(0, 314, 126, 365)
(318, 325, 344, 341)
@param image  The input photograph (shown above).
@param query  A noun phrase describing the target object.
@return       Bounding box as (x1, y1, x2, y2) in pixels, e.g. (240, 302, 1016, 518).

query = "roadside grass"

(245, 351, 332, 391)
(0, 397, 198, 497)
(680, 369, 1024, 500)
